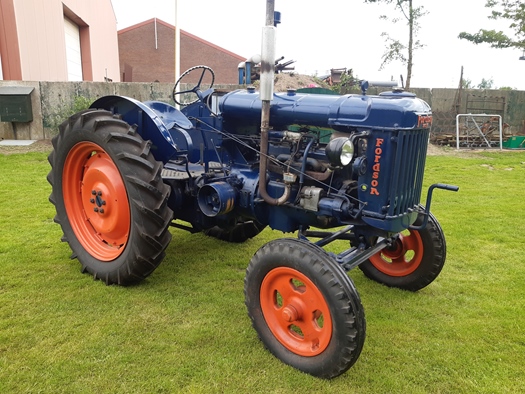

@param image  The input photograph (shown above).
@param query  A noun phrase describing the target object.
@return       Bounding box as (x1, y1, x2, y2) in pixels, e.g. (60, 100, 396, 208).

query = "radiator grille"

(387, 129, 429, 217)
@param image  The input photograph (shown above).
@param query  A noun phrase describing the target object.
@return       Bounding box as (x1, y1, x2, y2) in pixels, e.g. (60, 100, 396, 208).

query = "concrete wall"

(1, 80, 524, 141)
(0, 80, 242, 140)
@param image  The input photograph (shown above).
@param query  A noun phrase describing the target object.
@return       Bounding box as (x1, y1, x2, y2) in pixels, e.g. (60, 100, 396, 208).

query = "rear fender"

(90, 96, 192, 163)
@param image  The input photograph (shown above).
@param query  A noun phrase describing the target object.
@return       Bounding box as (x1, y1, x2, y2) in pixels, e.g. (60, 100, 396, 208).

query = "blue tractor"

(48, 62, 457, 378)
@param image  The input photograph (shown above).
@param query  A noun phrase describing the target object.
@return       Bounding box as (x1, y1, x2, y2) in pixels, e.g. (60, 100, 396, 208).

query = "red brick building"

(118, 18, 245, 84)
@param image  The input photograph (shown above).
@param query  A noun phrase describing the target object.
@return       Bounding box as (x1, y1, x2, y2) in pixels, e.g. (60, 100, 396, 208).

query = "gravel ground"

(0, 139, 53, 155)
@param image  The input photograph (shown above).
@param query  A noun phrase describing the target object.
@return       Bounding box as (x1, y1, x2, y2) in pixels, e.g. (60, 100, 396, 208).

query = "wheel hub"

(382, 236, 408, 259)
(282, 304, 300, 322)
(88, 190, 107, 213)
(260, 267, 333, 356)
(63, 142, 131, 261)
(369, 230, 424, 276)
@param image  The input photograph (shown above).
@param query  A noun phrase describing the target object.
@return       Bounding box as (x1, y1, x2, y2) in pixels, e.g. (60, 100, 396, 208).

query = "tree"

(477, 78, 495, 89)
(458, 0, 525, 51)
(461, 78, 473, 89)
(462, 77, 497, 89)
(364, 0, 427, 89)
(331, 69, 359, 94)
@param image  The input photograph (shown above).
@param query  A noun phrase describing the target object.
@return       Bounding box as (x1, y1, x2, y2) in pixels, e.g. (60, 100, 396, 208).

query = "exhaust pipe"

(258, 0, 291, 206)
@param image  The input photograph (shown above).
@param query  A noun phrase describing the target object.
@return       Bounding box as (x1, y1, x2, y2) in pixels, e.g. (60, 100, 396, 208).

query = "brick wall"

(118, 19, 245, 84)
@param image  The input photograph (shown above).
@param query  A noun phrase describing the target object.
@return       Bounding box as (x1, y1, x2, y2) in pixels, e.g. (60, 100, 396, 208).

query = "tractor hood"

(219, 89, 431, 132)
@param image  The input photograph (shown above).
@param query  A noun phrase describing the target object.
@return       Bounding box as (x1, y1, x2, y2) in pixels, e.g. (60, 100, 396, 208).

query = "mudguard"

(91, 96, 193, 163)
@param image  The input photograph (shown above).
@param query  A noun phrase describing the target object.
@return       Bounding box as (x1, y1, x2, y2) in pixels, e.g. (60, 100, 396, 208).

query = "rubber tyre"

(47, 109, 173, 285)
(203, 220, 266, 243)
(359, 209, 446, 291)
(245, 238, 366, 379)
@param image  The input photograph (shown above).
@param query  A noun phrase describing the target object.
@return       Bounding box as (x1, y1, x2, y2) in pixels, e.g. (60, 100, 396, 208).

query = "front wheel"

(245, 238, 366, 379)
(359, 209, 446, 291)
(47, 109, 173, 285)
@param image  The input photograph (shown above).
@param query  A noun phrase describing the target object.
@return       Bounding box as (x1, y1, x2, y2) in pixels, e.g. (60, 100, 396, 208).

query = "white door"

(64, 17, 83, 81)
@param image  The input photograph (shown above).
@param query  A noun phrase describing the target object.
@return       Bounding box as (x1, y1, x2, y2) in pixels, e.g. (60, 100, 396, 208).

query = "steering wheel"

(172, 65, 215, 106)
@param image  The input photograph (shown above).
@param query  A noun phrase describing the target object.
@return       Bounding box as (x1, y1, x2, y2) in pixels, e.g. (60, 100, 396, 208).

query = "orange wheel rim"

(260, 267, 332, 357)
(63, 142, 130, 261)
(369, 230, 423, 276)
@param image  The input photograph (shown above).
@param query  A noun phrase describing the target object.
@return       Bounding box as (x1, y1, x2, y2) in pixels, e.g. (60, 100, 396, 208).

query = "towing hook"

(409, 183, 459, 231)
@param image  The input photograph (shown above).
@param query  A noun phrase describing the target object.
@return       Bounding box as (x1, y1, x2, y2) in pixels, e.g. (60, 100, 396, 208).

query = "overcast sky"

(111, 0, 525, 90)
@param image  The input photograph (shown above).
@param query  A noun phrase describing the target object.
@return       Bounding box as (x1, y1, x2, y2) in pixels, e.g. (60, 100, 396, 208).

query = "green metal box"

(502, 136, 525, 149)
(0, 86, 34, 122)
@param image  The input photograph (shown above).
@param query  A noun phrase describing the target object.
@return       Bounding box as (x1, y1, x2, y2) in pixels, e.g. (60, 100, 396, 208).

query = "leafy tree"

(462, 78, 474, 89)
(462, 77, 498, 89)
(364, 0, 427, 89)
(477, 78, 495, 89)
(458, 0, 525, 51)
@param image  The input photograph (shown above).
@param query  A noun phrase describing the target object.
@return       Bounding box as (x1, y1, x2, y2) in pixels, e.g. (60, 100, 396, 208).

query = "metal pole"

(498, 115, 503, 150)
(154, 17, 158, 50)
(174, 0, 180, 109)
(456, 114, 460, 150)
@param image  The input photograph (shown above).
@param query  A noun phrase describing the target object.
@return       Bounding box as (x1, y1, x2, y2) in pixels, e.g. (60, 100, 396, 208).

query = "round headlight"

(326, 137, 355, 167)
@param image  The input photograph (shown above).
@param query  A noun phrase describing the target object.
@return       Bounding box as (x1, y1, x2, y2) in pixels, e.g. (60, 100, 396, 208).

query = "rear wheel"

(245, 238, 365, 379)
(359, 209, 446, 291)
(47, 109, 173, 285)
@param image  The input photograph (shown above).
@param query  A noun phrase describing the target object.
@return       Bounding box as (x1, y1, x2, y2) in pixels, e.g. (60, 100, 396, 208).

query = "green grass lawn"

(0, 148, 524, 393)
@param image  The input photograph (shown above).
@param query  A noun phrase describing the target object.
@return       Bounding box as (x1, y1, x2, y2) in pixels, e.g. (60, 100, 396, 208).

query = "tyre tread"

(48, 110, 173, 285)
(245, 238, 365, 379)
(360, 207, 447, 291)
